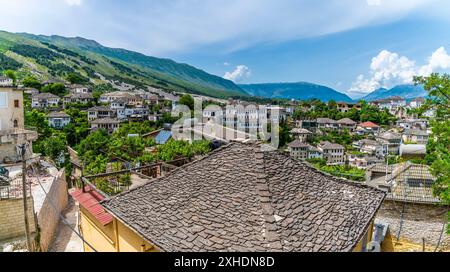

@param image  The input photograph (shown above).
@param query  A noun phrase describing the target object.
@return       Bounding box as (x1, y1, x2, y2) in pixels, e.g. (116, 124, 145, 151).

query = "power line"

(26, 154, 98, 252)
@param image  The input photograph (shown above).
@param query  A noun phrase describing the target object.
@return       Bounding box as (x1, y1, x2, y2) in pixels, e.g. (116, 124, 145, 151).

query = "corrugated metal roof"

(155, 130, 172, 145)
(70, 186, 113, 226)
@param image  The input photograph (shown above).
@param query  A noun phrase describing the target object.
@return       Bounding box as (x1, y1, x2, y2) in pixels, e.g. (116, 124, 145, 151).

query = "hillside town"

(0, 69, 448, 253)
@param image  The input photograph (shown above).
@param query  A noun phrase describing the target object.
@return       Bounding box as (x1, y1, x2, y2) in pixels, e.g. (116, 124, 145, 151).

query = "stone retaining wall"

(376, 200, 448, 249)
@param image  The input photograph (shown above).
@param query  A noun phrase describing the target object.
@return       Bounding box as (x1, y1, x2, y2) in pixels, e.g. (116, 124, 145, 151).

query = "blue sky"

(1, 0, 450, 98)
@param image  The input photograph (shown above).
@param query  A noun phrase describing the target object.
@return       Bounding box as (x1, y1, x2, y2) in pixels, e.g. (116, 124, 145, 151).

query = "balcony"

(0, 128, 38, 144)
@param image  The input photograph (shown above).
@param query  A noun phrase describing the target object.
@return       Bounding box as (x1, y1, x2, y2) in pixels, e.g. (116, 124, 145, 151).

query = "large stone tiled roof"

(102, 142, 385, 252)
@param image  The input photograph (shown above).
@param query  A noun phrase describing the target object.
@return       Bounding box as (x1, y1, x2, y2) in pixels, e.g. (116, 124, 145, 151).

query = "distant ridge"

(239, 82, 353, 102)
(361, 84, 427, 101)
(0, 30, 247, 98)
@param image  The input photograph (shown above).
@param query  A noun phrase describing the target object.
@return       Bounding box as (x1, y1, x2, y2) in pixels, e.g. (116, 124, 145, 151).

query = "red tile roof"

(70, 186, 113, 226)
(359, 121, 379, 128)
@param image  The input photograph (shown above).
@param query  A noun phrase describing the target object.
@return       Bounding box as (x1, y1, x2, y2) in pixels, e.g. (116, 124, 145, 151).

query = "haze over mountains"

(239, 82, 353, 102)
(360, 84, 427, 101)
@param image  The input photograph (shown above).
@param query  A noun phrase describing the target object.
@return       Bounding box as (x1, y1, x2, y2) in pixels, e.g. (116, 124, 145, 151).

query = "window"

(13, 119, 18, 128)
(14, 100, 20, 108)
(0, 92, 7, 108)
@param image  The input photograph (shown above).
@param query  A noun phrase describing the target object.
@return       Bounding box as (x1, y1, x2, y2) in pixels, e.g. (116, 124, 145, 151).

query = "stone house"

(69, 84, 91, 94)
(0, 86, 38, 163)
(46, 112, 71, 129)
(318, 141, 345, 165)
(87, 106, 116, 121)
(376, 131, 402, 155)
(402, 129, 429, 144)
(396, 119, 428, 130)
(0, 76, 13, 86)
(356, 121, 380, 135)
(352, 139, 385, 157)
(366, 163, 449, 250)
(316, 118, 338, 130)
(31, 93, 60, 108)
(288, 140, 309, 160)
(290, 128, 312, 143)
(74, 142, 386, 252)
(63, 93, 95, 105)
(90, 118, 121, 134)
(337, 118, 357, 131)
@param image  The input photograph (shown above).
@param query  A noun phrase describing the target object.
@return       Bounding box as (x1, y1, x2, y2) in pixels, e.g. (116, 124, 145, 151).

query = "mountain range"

(239, 82, 353, 102)
(0, 30, 246, 98)
(360, 84, 427, 101)
(0, 30, 430, 103)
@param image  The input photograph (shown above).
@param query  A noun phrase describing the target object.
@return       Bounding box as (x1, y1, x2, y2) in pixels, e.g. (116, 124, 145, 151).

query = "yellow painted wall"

(79, 207, 116, 252)
(353, 221, 374, 252)
(79, 208, 159, 252)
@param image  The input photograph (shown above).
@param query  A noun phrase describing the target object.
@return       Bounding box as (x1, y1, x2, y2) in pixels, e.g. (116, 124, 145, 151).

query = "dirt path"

(49, 197, 83, 252)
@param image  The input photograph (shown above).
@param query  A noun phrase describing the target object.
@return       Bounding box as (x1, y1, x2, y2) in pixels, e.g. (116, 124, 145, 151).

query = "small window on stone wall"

(14, 119, 18, 128)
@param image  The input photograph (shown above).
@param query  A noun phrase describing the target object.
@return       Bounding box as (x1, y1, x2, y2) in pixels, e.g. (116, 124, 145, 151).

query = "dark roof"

(288, 140, 309, 148)
(319, 141, 345, 150)
(47, 112, 70, 118)
(32, 93, 60, 99)
(102, 142, 385, 252)
(65, 93, 94, 99)
(88, 106, 113, 112)
(337, 118, 357, 125)
(316, 118, 336, 124)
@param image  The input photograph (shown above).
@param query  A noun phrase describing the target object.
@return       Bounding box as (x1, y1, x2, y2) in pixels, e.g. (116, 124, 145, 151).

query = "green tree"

(414, 73, 450, 232)
(22, 76, 42, 90)
(41, 83, 67, 96)
(179, 94, 195, 110)
(66, 72, 89, 85)
(4, 70, 17, 85)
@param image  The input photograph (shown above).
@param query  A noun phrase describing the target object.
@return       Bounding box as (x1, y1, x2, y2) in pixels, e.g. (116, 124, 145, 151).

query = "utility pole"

(20, 143, 33, 252)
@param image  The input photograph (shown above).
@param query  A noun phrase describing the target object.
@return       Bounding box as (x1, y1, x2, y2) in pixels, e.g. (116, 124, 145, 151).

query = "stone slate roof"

(288, 140, 309, 148)
(47, 111, 70, 118)
(316, 118, 336, 124)
(319, 141, 345, 150)
(337, 118, 357, 125)
(32, 93, 60, 99)
(102, 142, 385, 252)
(291, 128, 312, 134)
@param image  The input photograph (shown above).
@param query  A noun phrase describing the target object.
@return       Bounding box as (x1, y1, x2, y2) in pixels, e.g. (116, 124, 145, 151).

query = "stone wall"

(376, 200, 448, 249)
(37, 169, 68, 252)
(0, 197, 36, 241)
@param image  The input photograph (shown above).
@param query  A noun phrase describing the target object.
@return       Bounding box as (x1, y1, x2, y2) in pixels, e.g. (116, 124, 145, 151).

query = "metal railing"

(0, 177, 31, 200)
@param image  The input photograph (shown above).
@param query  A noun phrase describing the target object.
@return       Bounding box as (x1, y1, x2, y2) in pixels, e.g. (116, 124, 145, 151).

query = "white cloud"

(223, 65, 251, 83)
(223, 62, 230, 66)
(66, 0, 82, 6)
(348, 47, 450, 95)
(0, 0, 443, 55)
(367, 0, 382, 6)
(418, 47, 450, 76)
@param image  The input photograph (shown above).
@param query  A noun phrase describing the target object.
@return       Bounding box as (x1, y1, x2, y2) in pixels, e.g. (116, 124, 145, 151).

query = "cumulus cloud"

(66, 0, 82, 6)
(223, 65, 251, 83)
(348, 47, 450, 95)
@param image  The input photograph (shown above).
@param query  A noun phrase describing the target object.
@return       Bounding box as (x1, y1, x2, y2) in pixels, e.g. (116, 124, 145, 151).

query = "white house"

(47, 112, 71, 129)
(318, 141, 345, 165)
(31, 93, 60, 108)
(0, 76, 13, 86)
